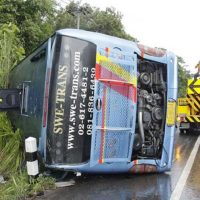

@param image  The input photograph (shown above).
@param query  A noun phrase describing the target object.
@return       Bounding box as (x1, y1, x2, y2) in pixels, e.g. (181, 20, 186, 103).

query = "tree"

(0, 0, 136, 53)
(177, 56, 192, 97)
(0, 0, 57, 54)
(55, 1, 136, 41)
(0, 23, 24, 88)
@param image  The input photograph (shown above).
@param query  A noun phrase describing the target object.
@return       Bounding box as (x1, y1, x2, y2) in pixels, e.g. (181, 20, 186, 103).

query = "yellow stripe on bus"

(96, 53, 137, 86)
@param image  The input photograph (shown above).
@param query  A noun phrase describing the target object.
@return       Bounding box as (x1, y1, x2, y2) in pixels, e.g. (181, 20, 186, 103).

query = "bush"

(0, 113, 24, 177)
(0, 23, 25, 88)
(0, 23, 25, 176)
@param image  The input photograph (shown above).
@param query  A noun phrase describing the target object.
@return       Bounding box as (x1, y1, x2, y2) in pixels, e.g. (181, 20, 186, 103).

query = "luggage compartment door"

(90, 48, 137, 166)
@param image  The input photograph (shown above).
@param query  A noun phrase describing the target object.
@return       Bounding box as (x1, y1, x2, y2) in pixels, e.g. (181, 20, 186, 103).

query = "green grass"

(0, 113, 24, 177)
(0, 113, 56, 200)
(0, 172, 55, 200)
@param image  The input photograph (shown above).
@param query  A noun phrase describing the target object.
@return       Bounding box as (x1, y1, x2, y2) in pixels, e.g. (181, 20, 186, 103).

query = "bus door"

(90, 48, 137, 166)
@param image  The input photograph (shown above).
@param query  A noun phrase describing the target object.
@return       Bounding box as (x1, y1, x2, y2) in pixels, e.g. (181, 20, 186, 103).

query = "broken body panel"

(8, 29, 177, 173)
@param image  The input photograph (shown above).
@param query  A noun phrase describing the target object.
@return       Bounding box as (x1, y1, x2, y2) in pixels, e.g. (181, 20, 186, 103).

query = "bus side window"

(30, 49, 46, 62)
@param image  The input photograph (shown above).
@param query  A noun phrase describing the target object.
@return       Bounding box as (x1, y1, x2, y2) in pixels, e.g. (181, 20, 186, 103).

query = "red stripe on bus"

(95, 63, 101, 80)
(133, 160, 138, 165)
(99, 86, 107, 164)
(95, 65, 137, 102)
(103, 82, 136, 103)
(96, 64, 126, 82)
(43, 68, 51, 127)
(105, 47, 109, 57)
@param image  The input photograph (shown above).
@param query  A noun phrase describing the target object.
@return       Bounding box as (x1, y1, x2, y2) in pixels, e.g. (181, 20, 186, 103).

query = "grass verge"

(0, 113, 56, 199)
(0, 172, 55, 200)
(0, 113, 24, 177)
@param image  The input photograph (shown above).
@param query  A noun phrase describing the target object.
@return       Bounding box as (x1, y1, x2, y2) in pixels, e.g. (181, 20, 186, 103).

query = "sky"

(60, 0, 200, 72)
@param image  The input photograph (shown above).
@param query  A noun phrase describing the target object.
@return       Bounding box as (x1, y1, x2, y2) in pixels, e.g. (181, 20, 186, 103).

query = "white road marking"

(170, 135, 200, 200)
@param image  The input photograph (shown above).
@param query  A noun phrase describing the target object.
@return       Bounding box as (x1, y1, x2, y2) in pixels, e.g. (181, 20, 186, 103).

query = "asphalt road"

(38, 131, 200, 200)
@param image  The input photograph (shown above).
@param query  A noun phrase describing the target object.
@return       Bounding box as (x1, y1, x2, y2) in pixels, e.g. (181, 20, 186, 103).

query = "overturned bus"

(5, 29, 177, 173)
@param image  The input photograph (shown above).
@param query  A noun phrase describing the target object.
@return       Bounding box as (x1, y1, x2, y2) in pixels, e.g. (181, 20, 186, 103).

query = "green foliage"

(30, 175, 55, 195)
(0, 113, 24, 177)
(0, 0, 136, 54)
(89, 7, 135, 40)
(177, 56, 192, 97)
(0, 172, 55, 200)
(0, 23, 25, 88)
(55, 1, 136, 41)
(0, 23, 24, 177)
(0, 172, 30, 200)
(0, 0, 57, 54)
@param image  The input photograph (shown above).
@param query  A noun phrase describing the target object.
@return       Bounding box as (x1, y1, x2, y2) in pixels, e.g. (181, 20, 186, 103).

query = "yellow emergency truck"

(177, 62, 200, 134)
